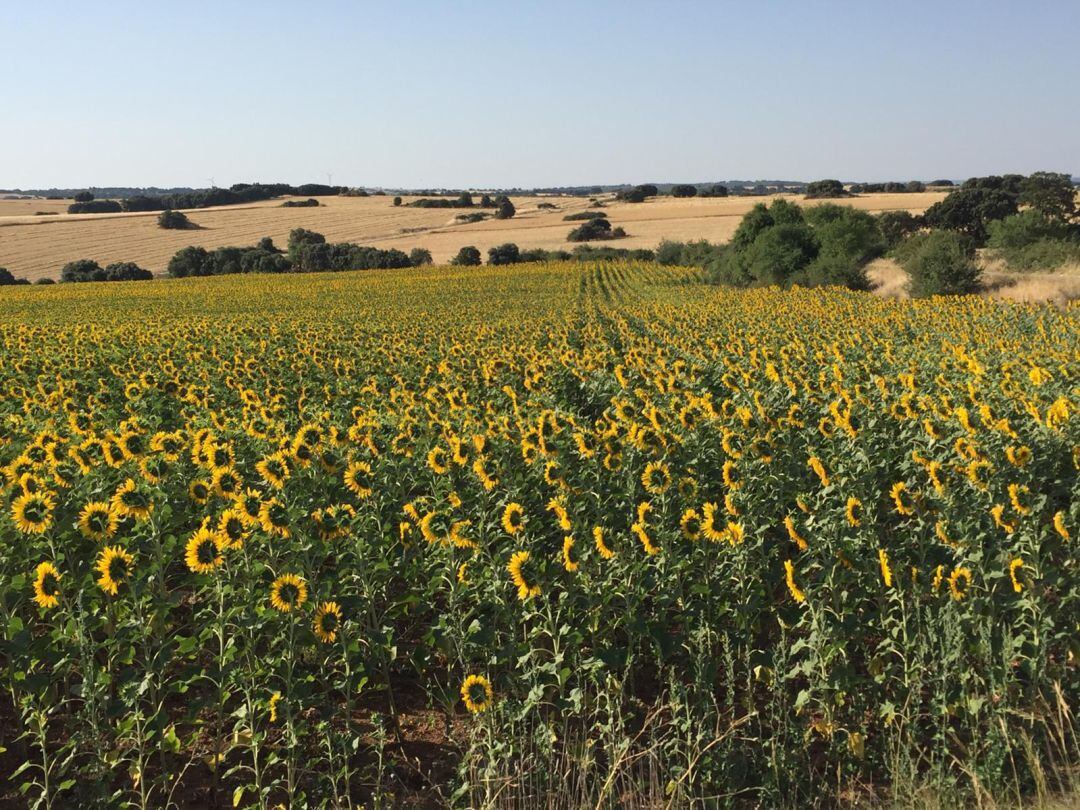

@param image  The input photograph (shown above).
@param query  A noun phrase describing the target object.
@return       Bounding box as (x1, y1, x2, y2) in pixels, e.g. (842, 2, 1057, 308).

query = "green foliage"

(393, 196, 402, 206)
(897, 230, 981, 296)
(67, 199, 122, 214)
(671, 184, 697, 198)
(1018, 171, 1078, 223)
(280, 198, 320, 208)
(923, 186, 1018, 245)
(563, 211, 608, 222)
(73, 190, 94, 202)
(877, 210, 923, 250)
(61, 259, 153, 282)
(494, 197, 516, 220)
(409, 247, 433, 266)
(451, 246, 482, 266)
(157, 209, 192, 229)
(567, 217, 622, 242)
(805, 179, 847, 198)
(487, 243, 521, 265)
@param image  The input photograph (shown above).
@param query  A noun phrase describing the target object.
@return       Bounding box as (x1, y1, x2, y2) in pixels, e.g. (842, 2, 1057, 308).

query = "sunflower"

(234, 488, 264, 526)
(726, 521, 745, 545)
(948, 567, 971, 601)
(472, 456, 498, 490)
(259, 498, 291, 538)
(78, 501, 119, 542)
(1007, 483, 1031, 516)
(96, 545, 134, 596)
(460, 674, 493, 714)
(889, 482, 915, 516)
(721, 460, 741, 490)
(783, 515, 808, 551)
(1053, 511, 1069, 541)
(561, 535, 579, 572)
(878, 549, 893, 588)
(11, 492, 55, 535)
(457, 562, 468, 584)
(1008, 558, 1024, 593)
(212, 467, 242, 498)
(808, 456, 830, 488)
(631, 522, 660, 555)
(268, 691, 282, 722)
(313, 601, 343, 643)
(184, 527, 224, 575)
(680, 508, 702, 541)
(269, 573, 308, 613)
(990, 504, 1016, 535)
(255, 452, 291, 489)
(641, 461, 671, 495)
(218, 509, 249, 549)
(32, 562, 61, 610)
(1005, 445, 1031, 467)
(507, 550, 540, 601)
(593, 526, 615, 559)
(501, 502, 525, 536)
(701, 502, 726, 542)
(784, 559, 806, 604)
(547, 498, 572, 531)
(188, 479, 212, 504)
(426, 446, 450, 475)
(111, 478, 153, 520)
(343, 460, 373, 499)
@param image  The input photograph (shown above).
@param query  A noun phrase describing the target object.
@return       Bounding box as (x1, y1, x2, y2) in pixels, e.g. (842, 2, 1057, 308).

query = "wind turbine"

(207, 177, 216, 189)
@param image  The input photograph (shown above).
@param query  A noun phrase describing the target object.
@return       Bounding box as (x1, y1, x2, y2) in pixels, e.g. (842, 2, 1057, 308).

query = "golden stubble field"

(0, 191, 947, 281)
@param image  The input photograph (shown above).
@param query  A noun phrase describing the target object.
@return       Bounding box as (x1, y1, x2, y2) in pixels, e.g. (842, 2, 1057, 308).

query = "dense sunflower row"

(0, 262, 1077, 807)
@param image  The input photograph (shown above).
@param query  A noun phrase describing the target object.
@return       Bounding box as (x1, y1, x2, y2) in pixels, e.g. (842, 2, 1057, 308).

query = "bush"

(1018, 171, 1077, 223)
(563, 211, 608, 222)
(877, 210, 923, 250)
(409, 248, 432, 266)
(671, 184, 697, 198)
(158, 210, 192, 229)
(487, 243, 521, 265)
(450, 246, 482, 266)
(567, 217, 623, 242)
(987, 211, 1080, 270)
(280, 198, 320, 208)
(288, 228, 327, 258)
(0, 267, 27, 286)
(537, 202, 558, 210)
(455, 212, 488, 224)
(805, 180, 847, 199)
(102, 262, 153, 281)
(898, 231, 981, 296)
(494, 198, 516, 220)
(656, 240, 727, 272)
(60, 259, 152, 282)
(257, 237, 279, 253)
(122, 195, 166, 212)
(73, 191, 95, 203)
(738, 223, 820, 286)
(393, 196, 402, 207)
(617, 187, 647, 203)
(923, 187, 1018, 244)
(167, 247, 211, 278)
(67, 200, 123, 214)
(35, 278, 55, 284)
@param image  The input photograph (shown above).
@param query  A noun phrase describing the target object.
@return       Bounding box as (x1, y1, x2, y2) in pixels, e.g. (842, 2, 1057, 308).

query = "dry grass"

(0, 191, 947, 281)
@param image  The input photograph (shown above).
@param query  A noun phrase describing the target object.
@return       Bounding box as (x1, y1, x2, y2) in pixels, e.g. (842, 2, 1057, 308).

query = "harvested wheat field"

(0, 191, 947, 281)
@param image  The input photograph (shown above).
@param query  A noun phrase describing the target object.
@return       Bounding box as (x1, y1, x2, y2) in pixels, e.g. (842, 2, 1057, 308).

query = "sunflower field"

(0, 261, 1077, 808)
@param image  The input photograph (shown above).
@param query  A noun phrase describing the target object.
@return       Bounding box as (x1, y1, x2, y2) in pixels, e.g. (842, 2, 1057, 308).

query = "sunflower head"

(313, 601, 343, 643)
(96, 545, 134, 596)
(32, 561, 61, 610)
(460, 674, 493, 714)
(502, 502, 525, 536)
(12, 491, 55, 535)
(185, 527, 224, 575)
(270, 573, 308, 613)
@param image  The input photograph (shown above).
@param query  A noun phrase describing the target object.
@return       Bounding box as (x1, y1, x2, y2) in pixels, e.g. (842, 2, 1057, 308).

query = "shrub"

(281, 198, 320, 208)
(987, 211, 1080, 270)
(257, 237, 279, 253)
(409, 248, 433, 266)
(671, 184, 697, 198)
(122, 195, 166, 212)
(450, 246, 482, 266)
(0, 267, 27, 286)
(805, 180, 847, 199)
(35, 277, 55, 284)
(738, 223, 820, 286)
(877, 210, 923, 250)
(393, 196, 402, 206)
(567, 217, 622, 242)
(1018, 171, 1077, 224)
(455, 213, 488, 224)
(924, 187, 1018, 244)
(60, 259, 104, 282)
(73, 191, 95, 203)
(898, 231, 981, 296)
(617, 187, 647, 203)
(67, 200, 122, 214)
(487, 243, 521, 265)
(288, 228, 327, 258)
(102, 262, 153, 281)
(158, 210, 193, 229)
(537, 202, 558, 210)
(563, 211, 608, 222)
(494, 198, 516, 220)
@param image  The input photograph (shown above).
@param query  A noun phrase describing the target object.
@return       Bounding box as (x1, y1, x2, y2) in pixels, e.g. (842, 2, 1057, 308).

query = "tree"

(805, 179, 846, 199)
(739, 223, 820, 286)
(618, 187, 647, 203)
(167, 246, 211, 278)
(393, 196, 402, 206)
(102, 262, 153, 281)
(450, 246, 482, 266)
(288, 228, 326, 259)
(923, 187, 1018, 244)
(158, 210, 192, 229)
(0, 267, 23, 286)
(456, 192, 475, 207)
(671, 184, 698, 198)
(729, 203, 775, 250)
(905, 180, 926, 193)
(877, 210, 922, 250)
(708, 184, 729, 197)
(494, 197, 516, 220)
(73, 191, 94, 203)
(567, 217, 615, 242)
(1018, 171, 1077, 224)
(899, 231, 981, 296)
(409, 247, 433, 266)
(487, 243, 521, 265)
(60, 259, 104, 283)
(637, 184, 658, 197)
(257, 236, 279, 253)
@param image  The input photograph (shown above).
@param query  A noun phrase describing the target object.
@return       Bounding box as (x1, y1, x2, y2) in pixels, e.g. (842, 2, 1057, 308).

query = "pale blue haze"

(4, 0, 1078, 188)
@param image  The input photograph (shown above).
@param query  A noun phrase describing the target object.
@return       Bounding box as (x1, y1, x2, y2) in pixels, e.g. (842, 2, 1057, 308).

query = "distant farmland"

(0, 192, 947, 281)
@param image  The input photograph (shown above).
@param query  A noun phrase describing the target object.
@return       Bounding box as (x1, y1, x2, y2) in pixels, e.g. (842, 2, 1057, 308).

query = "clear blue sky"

(5, 0, 1078, 189)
